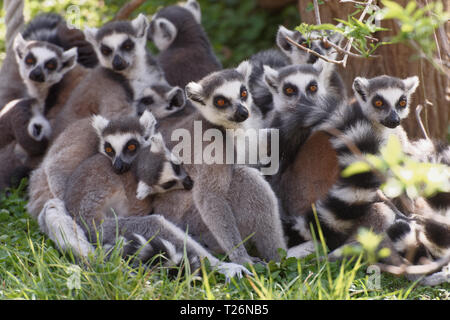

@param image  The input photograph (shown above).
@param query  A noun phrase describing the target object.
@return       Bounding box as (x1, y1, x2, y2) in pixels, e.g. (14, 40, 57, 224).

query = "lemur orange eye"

(105, 147, 113, 154)
(309, 84, 318, 92)
(285, 87, 294, 95)
(45, 61, 56, 70)
(128, 144, 136, 151)
(217, 99, 225, 107)
(374, 100, 383, 107)
(241, 90, 247, 98)
(25, 57, 35, 65)
(399, 99, 407, 107)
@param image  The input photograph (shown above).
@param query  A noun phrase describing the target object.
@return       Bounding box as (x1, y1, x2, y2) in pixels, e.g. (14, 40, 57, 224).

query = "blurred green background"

(0, 0, 301, 67)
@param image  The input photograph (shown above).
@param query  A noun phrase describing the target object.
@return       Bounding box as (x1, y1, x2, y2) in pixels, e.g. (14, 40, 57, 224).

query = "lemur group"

(0, 0, 448, 282)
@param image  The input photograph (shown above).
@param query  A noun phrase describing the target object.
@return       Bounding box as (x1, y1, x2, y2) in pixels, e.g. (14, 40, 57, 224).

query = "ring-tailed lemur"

(0, 98, 51, 155)
(27, 111, 156, 219)
(0, 31, 82, 191)
(148, 0, 222, 90)
(276, 25, 346, 103)
(150, 63, 287, 265)
(0, 13, 97, 110)
(262, 63, 340, 176)
(38, 113, 249, 279)
(274, 74, 420, 255)
(84, 14, 167, 97)
(51, 14, 174, 137)
(133, 83, 186, 119)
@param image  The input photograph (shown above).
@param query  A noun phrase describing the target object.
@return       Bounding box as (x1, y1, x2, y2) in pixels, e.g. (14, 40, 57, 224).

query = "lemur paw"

(216, 262, 252, 282)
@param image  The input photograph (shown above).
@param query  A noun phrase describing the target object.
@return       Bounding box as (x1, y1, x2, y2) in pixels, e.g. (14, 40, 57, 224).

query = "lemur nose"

(113, 158, 131, 174)
(383, 111, 401, 128)
(33, 124, 42, 137)
(182, 176, 194, 190)
(29, 67, 45, 82)
(112, 55, 128, 71)
(233, 105, 249, 122)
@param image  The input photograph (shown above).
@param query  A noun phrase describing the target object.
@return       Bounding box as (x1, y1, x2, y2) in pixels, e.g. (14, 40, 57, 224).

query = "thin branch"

(322, 37, 380, 59)
(415, 104, 430, 140)
(114, 0, 146, 21)
(342, 0, 375, 67)
(339, 0, 371, 5)
(285, 36, 344, 65)
(376, 190, 412, 221)
(313, 0, 322, 25)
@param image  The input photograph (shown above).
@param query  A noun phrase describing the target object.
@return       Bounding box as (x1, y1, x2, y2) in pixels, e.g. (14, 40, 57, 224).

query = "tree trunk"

(297, 0, 449, 140)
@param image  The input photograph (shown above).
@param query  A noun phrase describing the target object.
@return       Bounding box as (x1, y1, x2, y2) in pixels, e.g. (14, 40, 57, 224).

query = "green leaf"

(380, 134, 403, 166)
(341, 161, 372, 177)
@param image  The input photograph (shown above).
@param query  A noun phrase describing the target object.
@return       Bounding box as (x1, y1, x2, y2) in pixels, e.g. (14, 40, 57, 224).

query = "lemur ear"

(263, 65, 279, 91)
(84, 27, 98, 45)
(61, 47, 78, 72)
(183, 0, 201, 24)
(167, 87, 186, 110)
(148, 17, 177, 51)
(132, 13, 150, 38)
(276, 26, 301, 53)
(403, 76, 419, 95)
(139, 110, 157, 138)
(91, 114, 109, 136)
(150, 132, 165, 153)
(185, 82, 205, 106)
(13, 33, 27, 60)
(352, 77, 370, 102)
(236, 60, 252, 83)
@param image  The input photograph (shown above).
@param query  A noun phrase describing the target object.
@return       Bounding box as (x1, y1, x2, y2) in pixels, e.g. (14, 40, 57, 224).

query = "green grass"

(0, 181, 448, 300)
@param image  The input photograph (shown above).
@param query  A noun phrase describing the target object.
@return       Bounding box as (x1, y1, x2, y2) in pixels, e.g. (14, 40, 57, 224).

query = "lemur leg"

(189, 164, 254, 265)
(228, 166, 286, 262)
(95, 215, 250, 279)
(193, 190, 254, 265)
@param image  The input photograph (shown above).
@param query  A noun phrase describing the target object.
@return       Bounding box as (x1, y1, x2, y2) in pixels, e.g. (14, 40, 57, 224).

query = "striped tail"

(293, 103, 384, 250)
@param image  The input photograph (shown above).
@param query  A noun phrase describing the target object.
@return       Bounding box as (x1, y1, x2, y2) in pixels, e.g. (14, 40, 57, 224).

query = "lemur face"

(85, 14, 149, 73)
(13, 33, 77, 86)
(134, 84, 186, 119)
(135, 133, 194, 200)
(92, 111, 156, 174)
(353, 75, 419, 129)
(276, 26, 343, 64)
(263, 64, 326, 109)
(185, 62, 253, 128)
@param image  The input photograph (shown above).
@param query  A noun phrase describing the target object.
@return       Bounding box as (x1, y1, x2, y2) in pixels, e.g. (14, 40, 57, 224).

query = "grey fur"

(84, 14, 167, 101)
(148, 1, 221, 89)
(156, 67, 287, 264)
